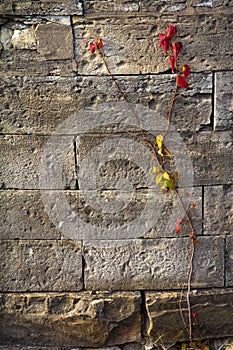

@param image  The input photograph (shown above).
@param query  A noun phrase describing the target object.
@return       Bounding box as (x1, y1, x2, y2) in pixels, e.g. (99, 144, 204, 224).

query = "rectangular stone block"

(145, 288, 233, 344)
(74, 73, 212, 133)
(226, 236, 233, 287)
(0, 135, 76, 190)
(204, 185, 233, 235)
(183, 130, 233, 185)
(214, 71, 233, 130)
(0, 190, 60, 240)
(74, 13, 233, 75)
(0, 240, 83, 291)
(0, 76, 82, 134)
(0, 17, 75, 76)
(0, 292, 141, 347)
(0, 0, 83, 15)
(84, 237, 224, 290)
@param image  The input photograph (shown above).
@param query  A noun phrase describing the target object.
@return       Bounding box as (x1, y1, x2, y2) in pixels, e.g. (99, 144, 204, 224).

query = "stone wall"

(0, 0, 233, 349)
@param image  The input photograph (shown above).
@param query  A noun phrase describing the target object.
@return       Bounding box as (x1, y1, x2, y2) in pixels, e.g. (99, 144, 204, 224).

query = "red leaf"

(169, 56, 176, 72)
(182, 64, 190, 78)
(191, 311, 198, 318)
(176, 225, 181, 234)
(166, 25, 177, 38)
(177, 218, 183, 225)
(97, 38, 103, 48)
(177, 75, 189, 88)
(191, 202, 196, 208)
(159, 34, 170, 55)
(172, 42, 183, 59)
(90, 42, 96, 54)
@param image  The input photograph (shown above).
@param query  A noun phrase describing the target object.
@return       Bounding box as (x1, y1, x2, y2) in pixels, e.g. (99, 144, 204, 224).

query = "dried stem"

(95, 42, 196, 344)
(97, 46, 145, 139)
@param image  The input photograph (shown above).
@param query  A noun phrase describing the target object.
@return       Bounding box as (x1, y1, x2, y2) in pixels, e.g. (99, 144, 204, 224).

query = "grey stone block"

(0, 190, 60, 239)
(226, 236, 233, 287)
(145, 288, 233, 344)
(0, 17, 76, 76)
(0, 135, 76, 190)
(0, 0, 83, 15)
(74, 13, 233, 74)
(74, 73, 212, 133)
(183, 130, 233, 185)
(0, 292, 141, 347)
(214, 71, 233, 130)
(0, 76, 81, 134)
(0, 240, 83, 291)
(204, 185, 233, 235)
(84, 237, 224, 290)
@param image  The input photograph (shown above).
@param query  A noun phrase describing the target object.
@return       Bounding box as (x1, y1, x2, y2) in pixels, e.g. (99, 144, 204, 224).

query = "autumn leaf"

(166, 25, 177, 38)
(172, 42, 183, 59)
(156, 134, 163, 148)
(182, 64, 190, 78)
(156, 173, 163, 185)
(177, 75, 189, 88)
(90, 42, 96, 54)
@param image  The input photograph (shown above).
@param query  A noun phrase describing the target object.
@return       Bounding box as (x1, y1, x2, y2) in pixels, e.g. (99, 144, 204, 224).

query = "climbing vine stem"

(90, 26, 199, 346)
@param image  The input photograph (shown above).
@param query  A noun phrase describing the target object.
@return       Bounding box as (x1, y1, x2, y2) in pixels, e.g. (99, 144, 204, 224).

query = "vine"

(89, 26, 201, 348)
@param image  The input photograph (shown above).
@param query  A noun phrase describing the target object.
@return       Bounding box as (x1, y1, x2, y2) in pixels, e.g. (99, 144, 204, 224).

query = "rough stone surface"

(0, 76, 81, 134)
(0, 191, 61, 240)
(0, 18, 76, 76)
(0, 0, 83, 15)
(74, 73, 212, 133)
(0, 292, 141, 347)
(0, 240, 82, 291)
(0, 74, 211, 134)
(74, 13, 233, 75)
(145, 289, 233, 344)
(214, 71, 233, 130)
(183, 130, 233, 185)
(204, 185, 233, 236)
(84, 237, 224, 290)
(0, 135, 76, 190)
(84, 0, 139, 13)
(226, 236, 233, 287)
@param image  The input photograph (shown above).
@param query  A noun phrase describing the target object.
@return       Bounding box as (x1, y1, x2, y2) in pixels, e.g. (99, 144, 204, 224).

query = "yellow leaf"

(181, 343, 187, 350)
(163, 171, 170, 180)
(152, 166, 160, 174)
(158, 149, 163, 156)
(156, 134, 163, 149)
(156, 173, 163, 185)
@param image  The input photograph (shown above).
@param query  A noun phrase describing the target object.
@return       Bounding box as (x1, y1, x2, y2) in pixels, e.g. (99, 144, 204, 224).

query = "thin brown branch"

(187, 239, 195, 343)
(97, 47, 145, 139)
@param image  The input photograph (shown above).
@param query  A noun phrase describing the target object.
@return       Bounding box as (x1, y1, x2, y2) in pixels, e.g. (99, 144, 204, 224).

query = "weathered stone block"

(74, 73, 212, 132)
(214, 71, 233, 130)
(145, 289, 233, 344)
(226, 236, 233, 287)
(0, 0, 83, 15)
(0, 190, 60, 239)
(183, 130, 233, 185)
(0, 76, 82, 134)
(0, 240, 82, 291)
(204, 185, 233, 235)
(0, 73, 211, 133)
(0, 135, 76, 190)
(74, 13, 233, 75)
(0, 292, 141, 347)
(84, 0, 139, 13)
(0, 17, 75, 76)
(84, 237, 224, 290)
